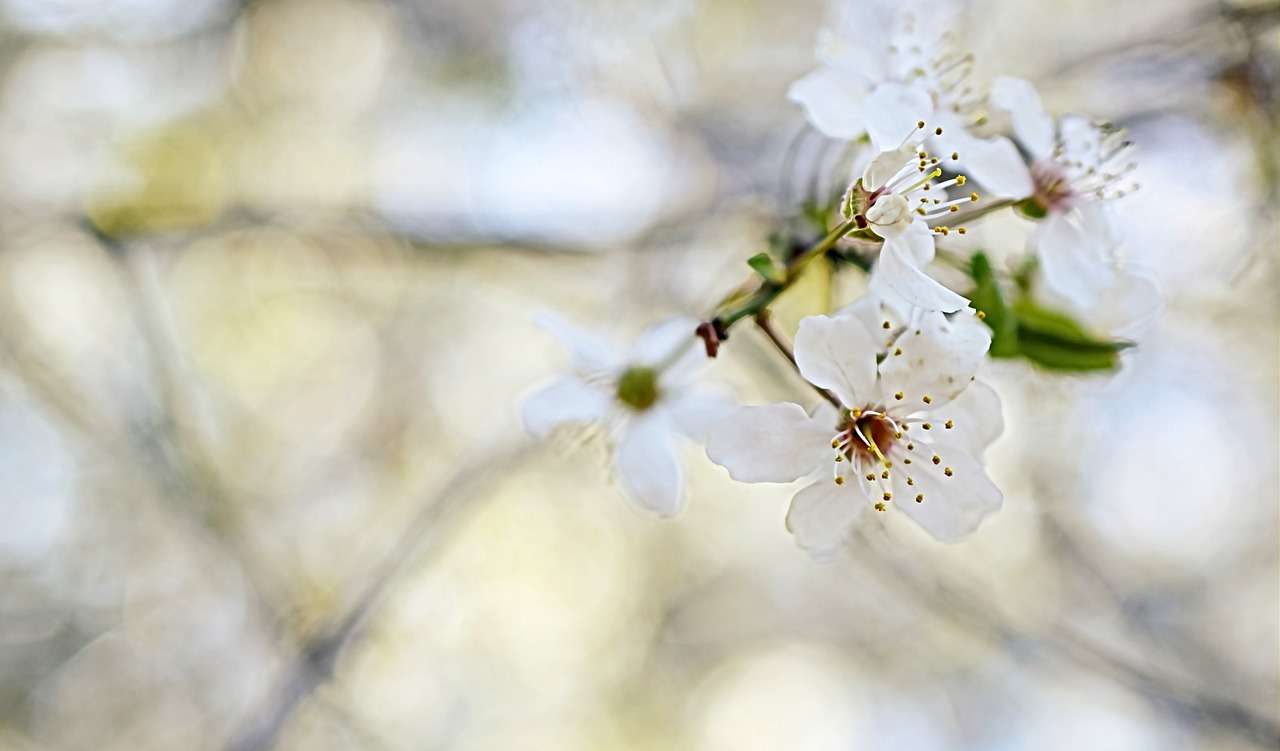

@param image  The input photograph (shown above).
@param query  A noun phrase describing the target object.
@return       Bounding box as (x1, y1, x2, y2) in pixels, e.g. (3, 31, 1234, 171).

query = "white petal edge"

(794, 314, 880, 408)
(989, 76, 1056, 159)
(629, 316, 700, 369)
(533, 311, 619, 376)
(522, 377, 611, 438)
(916, 379, 1004, 460)
(615, 412, 684, 517)
(877, 312, 991, 410)
(786, 479, 866, 558)
(863, 82, 934, 151)
(869, 224, 968, 314)
(705, 403, 832, 484)
(663, 388, 735, 443)
(892, 441, 1002, 542)
(787, 66, 870, 140)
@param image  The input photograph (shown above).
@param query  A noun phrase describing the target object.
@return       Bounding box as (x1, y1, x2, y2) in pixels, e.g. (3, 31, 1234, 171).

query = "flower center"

(849, 122, 980, 239)
(1030, 122, 1138, 212)
(833, 409, 898, 464)
(616, 366, 659, 411)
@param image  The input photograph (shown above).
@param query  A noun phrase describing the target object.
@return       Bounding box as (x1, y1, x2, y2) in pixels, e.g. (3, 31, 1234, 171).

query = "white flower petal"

(533, 311, 619, 375)
(931, 110, 1033, 199)
(794, 314, 880, 408)
(868, 223, 968, 314)
(615, 412, 684, 517)
(786, 479, 867, 557)
(664, 388, 735, 443)
(787, 66, 870, 140)
(835, 294, 909, 345)
(630, 316, 699, 369)
(878, 314, 991, 410)
(892, 441, 1002, 542)
(706, 403, 832, 483)
(1088, 267, 1162, 338)
(862, 144, 918, 192)
(522, 377, 611, 438)
(916, 379, 1003, 460)
(1035, 212, 1110, 309)
(989, 76, 1056, 158)
(863, 82, 934, 151)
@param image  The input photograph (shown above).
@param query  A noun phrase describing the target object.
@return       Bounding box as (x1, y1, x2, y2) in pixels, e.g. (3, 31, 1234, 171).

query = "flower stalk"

(699, 217, 859, 355)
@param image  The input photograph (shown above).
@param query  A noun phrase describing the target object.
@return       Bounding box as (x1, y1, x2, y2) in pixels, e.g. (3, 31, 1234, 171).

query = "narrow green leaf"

(1013, 299, 1133, 372)
(747, 252, 786, 284)
(968, 252, 1019, 357)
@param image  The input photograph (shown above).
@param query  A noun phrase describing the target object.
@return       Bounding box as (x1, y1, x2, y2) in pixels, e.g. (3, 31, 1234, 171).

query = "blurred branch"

(854, 532, 1280, 748)
(227, 443, 535, 751)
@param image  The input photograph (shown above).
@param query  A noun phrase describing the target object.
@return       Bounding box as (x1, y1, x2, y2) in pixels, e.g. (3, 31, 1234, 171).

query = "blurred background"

(0, 0, 1277, 749)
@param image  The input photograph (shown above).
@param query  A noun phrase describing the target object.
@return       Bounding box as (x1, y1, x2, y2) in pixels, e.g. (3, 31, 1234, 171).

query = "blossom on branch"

(788, 1, 1026, 195)
(523, 314, 732, 516)
(706, 306, 1003, 555)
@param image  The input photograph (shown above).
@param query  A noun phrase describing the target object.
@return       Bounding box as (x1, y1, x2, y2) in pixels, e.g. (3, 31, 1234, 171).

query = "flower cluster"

(521, 0, 1159, 557)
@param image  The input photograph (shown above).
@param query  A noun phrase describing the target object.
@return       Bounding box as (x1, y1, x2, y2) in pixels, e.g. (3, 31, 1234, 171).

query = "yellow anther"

(882, 320, 892, 329)
(831, 438, 841, 448)
(956, 175, 967, 185)
(865, 473, 875, 482)
(944, 467, 954, 477)
(957, 227, 967, 235)
(944, 420, 954, 429)
(883, 492, 892, 501)
(916, 120, 925, 128)
(894, 347, 903, 356)
(894, 392, 904, 400)
(834, 475, 845, 485)
(969, 192, 979, 202)
(907, 477, 914, 486)
(922, 423, 932, 430)
(923, 395, 933, 404)
(932, 455, 941, 465)
(834, 454, 843, 462)
(915, 494, 924, 503)
(875, 502, 887, 512)
(976, 310, 986, 319)
(881, 471, 889, 479)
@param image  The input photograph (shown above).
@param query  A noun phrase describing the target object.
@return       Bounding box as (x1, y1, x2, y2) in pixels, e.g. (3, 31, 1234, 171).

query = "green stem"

(711, 218, 858, 330)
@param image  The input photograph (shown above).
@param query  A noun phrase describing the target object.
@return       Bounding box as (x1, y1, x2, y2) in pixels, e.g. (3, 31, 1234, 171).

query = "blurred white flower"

(988, 77, 1157, 332)
(523, 313, 731, 516)
(706, 307, 1002, 555)
(788, 2, 1025, 194)
(850, 137, 974, 314)
(989, 77, 1140, 212)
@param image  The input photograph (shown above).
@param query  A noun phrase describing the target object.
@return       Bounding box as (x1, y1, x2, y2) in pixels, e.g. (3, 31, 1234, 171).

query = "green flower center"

(616, 366, 660, 411)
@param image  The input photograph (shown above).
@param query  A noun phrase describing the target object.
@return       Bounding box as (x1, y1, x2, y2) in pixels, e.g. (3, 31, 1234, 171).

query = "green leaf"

(968, 252, 1019, 357)
(1013, 299, 1133, 372)
(747, 252, 786, 284)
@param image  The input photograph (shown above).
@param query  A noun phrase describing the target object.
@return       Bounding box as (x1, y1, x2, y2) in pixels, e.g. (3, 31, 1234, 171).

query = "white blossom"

(706, 304, 1003, 555)
(988, 77, 1157, 331)
(788, 1, 1026, 195)
(848, 134, 975, 314)
(523, 313, 731, 516)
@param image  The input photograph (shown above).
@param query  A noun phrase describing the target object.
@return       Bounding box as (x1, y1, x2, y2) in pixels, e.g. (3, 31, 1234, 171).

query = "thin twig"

(227, 444, 536, 751)
(754, 311, 841, 408)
